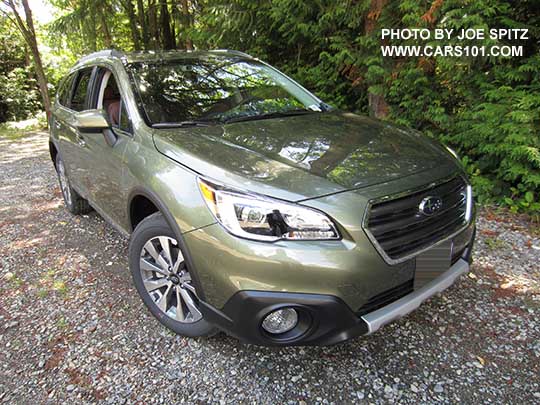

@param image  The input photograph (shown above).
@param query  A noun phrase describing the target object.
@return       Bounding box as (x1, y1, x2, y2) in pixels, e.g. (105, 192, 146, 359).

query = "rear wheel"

(129, 212, 215, 337)
(55, 154, 92, 215)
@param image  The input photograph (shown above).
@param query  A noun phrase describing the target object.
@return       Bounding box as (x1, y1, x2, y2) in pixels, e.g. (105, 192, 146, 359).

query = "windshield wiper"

(152, 121, 215, 128)
(319, 102, 332, 112)
(152, 109, 323, 127)
(221, 109, 319, 124)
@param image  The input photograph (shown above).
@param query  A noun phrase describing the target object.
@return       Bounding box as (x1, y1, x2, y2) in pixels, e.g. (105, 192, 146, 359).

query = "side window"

(117, 101, 130, 132)
(57, 73, 75, 108)
(71, 68, 93, 112)
(97, 68, 132, 134)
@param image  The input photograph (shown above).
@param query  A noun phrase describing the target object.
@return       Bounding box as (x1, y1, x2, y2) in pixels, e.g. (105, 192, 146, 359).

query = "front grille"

(357, 279, 414, 316)
(365, 175, 468, 262)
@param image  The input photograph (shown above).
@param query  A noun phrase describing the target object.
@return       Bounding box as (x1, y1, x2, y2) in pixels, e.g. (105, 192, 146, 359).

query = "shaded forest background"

(0, 0, 539, 217)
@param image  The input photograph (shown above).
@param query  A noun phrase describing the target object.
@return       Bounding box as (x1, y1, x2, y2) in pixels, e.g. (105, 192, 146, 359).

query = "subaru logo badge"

(419, 196, 443, 216)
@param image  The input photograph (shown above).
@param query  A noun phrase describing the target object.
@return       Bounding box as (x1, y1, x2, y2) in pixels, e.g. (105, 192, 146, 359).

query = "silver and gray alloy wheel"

(129, 212, 215, 337)
(55, 154, 92, 215)
(57, 158, 72, 206)
(139, 236, 203, 323)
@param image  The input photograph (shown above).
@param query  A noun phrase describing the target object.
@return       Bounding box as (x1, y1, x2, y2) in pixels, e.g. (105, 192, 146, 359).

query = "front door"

(80, 67, 132, 229)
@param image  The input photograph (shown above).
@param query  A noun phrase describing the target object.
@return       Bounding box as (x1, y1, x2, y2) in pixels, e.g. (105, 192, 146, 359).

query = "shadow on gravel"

(0, 132, 50, 165)
(1, 131, 539, 404)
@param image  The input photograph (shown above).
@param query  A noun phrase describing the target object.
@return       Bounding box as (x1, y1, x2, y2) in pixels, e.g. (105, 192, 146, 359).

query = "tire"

(129, 212, 215, 337)
(55, 154, 92, 215)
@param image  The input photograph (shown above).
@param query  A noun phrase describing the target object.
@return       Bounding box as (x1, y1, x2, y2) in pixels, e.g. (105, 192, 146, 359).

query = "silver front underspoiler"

(361, 259, 470, 334)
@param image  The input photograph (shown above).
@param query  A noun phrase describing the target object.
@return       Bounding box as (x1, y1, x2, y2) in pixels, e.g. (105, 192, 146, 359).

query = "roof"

(75, 49, 254, 65)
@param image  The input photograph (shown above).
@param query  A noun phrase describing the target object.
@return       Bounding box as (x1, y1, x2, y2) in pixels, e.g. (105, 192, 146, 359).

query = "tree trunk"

(170, 19, 176, 49)
(367, 92, 389, 119)
(99, 7, 112, 48)
(148, 0, 159, 49)
(137, 0, 149, 49)
(123, 0, 141, 50)
(179, 0, 193, 50)
(159, 0, 175, 49)
(81, 0, 97, 52)
(24, 44, 30, 67)
(8, 0, 51, 120)
(365, 0, 389, 119)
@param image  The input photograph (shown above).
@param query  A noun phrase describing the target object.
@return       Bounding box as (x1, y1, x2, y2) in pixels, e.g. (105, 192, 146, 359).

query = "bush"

(197, 0, 540, 217)
(0, 68, 42, 123)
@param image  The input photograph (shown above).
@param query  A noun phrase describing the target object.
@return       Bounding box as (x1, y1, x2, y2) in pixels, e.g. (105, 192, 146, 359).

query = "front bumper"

(362, 258, 469, 334)
(200, 257, 471, 346)
(182, 169, 476, 345)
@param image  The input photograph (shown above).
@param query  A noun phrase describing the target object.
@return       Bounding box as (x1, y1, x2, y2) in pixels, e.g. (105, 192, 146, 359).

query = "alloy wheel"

(139, 236, 202, 323)
(57, 159, 72, 206)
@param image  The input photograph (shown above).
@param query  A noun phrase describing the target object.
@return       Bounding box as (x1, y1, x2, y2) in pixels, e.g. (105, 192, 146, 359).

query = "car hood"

(152, 111, 458, 201)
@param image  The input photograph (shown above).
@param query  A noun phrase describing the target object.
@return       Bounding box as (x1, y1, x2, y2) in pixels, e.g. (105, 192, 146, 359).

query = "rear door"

(62, 67, 96, 199)
(52, 70, 90, 195)
(51, 74, 74, 161)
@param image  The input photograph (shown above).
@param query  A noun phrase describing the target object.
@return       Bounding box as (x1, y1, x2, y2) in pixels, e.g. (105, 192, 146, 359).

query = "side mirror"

(74, 109, 110, 131)
(74, 109, 117, 147)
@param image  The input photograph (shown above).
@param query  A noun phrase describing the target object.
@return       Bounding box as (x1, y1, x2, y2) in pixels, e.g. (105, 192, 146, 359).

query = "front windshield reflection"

(129, 58, 322, 125)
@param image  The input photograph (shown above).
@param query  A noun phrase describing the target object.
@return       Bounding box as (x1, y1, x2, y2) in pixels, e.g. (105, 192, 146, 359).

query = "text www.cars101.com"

(381, 45, 523, 58)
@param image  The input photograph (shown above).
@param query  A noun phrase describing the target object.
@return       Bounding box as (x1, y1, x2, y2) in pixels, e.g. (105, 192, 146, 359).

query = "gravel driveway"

(1, 132, 539, 404)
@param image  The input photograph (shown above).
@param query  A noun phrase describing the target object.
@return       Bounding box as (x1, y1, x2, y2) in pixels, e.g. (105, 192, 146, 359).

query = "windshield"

(128, 58, 324, 126)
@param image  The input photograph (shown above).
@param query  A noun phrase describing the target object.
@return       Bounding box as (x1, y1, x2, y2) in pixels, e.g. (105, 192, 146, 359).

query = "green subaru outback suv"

(49, 49, 475, 345)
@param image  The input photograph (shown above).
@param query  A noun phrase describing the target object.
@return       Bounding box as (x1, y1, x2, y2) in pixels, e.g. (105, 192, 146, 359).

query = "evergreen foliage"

(0, 0, 538, 216)
(0, 15, 42, 121)
(195, 0, 540, 216)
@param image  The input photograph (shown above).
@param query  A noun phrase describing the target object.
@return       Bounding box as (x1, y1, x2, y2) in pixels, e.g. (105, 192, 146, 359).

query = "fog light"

(261, 308, 298, 334)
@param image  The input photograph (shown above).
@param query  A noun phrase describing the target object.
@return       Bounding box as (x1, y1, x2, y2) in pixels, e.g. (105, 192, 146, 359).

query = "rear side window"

(71, 68, 93, 111)
(57, 73, 75, 108)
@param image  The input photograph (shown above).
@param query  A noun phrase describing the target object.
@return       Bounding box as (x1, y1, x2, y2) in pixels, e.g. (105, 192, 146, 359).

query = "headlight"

(198, 179, 340, 241)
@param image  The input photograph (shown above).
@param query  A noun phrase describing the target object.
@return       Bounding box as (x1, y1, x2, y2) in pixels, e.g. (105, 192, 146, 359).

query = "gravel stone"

(0, 132, 539, 404)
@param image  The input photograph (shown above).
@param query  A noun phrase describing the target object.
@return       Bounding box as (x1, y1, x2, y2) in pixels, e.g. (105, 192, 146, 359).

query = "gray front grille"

(364, 175, 470, 264)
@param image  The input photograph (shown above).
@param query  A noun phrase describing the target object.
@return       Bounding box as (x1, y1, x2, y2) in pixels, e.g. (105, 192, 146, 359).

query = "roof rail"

(213, 49, 254, 59)
(76, 49, 125, 64)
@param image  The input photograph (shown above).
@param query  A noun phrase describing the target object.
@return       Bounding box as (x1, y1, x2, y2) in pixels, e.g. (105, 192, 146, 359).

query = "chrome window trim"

(362, 174, 472, 265)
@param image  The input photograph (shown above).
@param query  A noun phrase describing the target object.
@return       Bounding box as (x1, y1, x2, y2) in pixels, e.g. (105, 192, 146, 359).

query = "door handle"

(76, 133, 86, 147)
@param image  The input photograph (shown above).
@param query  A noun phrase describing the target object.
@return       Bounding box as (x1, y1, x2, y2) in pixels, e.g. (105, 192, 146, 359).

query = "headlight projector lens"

(261, 308, 299, 334)
(198, 178, 339, 242)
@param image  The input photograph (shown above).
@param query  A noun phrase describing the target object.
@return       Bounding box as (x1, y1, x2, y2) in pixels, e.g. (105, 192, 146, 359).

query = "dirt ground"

(1, 132, 539, 404)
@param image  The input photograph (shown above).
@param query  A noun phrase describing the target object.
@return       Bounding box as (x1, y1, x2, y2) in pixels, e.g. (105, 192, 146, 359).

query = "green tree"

(1, 0, 538, 215)
(2, 0, 52, 118)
